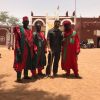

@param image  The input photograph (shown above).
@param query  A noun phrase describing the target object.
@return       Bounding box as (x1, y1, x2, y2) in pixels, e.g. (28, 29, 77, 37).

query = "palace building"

(0, 12, 100, 48)
(0, 25, 14, 49)
(31, 13, 100, 48)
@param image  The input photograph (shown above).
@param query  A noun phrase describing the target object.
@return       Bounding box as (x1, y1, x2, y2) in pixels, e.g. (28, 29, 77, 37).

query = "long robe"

(61, 30, 80, 73)
(33, 32, 47, 68)
(13, 26, 37, 72)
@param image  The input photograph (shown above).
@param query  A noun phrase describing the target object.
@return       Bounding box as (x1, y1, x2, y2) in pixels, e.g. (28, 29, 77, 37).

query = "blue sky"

(0, 0, 100, 19)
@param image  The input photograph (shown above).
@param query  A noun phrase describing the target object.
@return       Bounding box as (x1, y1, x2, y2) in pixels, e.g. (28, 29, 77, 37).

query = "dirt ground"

(0, 47, 100, 100)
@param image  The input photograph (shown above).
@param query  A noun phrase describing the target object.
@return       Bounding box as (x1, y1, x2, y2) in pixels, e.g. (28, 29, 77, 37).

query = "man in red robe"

(13, 16, 37, 82)
(61, 21, 80, 78)
(32, 22, 47, 78)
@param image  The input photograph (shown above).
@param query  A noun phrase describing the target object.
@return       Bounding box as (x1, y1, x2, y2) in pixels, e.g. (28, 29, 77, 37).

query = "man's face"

(64, 24, 71, 31)
(54, 21, 60, 29)
(23, 20, 29, 27)
(35, 23, 41, 32)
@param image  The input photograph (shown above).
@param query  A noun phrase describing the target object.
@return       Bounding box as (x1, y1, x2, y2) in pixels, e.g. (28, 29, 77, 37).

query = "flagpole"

(45, 13, 48, 38)
(75, 0, 76, 16)
(56, 5, 59, 20)
(74, 0, 77, 25)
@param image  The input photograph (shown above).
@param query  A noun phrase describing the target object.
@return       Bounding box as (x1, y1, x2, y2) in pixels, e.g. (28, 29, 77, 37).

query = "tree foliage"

(0, 11, 9, 23)
(0, 11, 19, 26)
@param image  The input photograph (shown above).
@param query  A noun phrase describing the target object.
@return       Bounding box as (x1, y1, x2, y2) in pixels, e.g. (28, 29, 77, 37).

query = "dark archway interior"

(97, 37, 100, 48)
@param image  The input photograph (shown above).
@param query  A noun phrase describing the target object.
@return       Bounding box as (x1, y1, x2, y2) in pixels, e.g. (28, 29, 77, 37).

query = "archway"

(61, 19, 74, 25)
(32, 19, 46, 26)
(32, 19, 46, 32)
(97, 37, 100, 48)
(0, 28, 9, 45)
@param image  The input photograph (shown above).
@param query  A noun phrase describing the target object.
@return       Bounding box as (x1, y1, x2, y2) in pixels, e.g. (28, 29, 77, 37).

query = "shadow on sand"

(0, 74, 71, 100)
(50, 73, 83, 79)
(0, 74, 10, 87)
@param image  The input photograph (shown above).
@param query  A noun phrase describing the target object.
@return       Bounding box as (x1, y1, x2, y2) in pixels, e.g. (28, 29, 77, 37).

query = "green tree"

(0, 11, 9, 23)
(8, 16, 19, 26)
(0, 11, 19, 26)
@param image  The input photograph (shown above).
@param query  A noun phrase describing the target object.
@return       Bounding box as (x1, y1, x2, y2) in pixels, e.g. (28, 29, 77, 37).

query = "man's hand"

(76, 51, 80, 55)
(17, 48, 21, 55)
(48, 48, 51, 53)
(35, 51, 37, 54)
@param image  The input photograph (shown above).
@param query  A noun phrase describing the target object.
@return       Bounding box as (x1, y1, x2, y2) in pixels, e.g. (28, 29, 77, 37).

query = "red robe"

(38, 32, 47, 67)
(61, 30, 80, 74)
(33, 32, 47, 68)
(13, 26, 37, 72)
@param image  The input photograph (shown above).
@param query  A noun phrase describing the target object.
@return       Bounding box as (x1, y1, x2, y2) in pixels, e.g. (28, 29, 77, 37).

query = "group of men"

(13, 16, 80, 83)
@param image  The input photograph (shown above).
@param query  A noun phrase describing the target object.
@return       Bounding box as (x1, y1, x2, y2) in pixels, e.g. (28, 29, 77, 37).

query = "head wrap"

(63, 20, 71, 26)
(23, 16, 29, 21)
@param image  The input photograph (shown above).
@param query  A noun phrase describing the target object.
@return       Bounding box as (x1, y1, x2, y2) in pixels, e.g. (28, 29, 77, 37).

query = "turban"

(63, 20, 71, 25)
(23, 16, 29, 21)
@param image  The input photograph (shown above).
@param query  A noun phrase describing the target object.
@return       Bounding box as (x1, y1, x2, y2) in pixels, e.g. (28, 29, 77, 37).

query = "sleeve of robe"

(33, 34, 38, 53)
(44, 35, 47, 53)
(47, 30, 51, 51)
(75, 33, 80, 54)
(13, 26, 21, 51)
(26, 30, 33, 48)
(13, 26, 23, 64)
(13, 26, 22, 71)
(41, 32, 47, 53)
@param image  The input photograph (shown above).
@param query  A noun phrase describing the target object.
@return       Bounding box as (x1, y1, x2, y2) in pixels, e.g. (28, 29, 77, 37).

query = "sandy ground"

(0, 47, 100, 100)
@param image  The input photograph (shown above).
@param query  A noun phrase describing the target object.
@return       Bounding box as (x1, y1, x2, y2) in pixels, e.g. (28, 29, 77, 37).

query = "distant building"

(0, 13, 100, 48)
(76, 17, 100, 48)
(0, 25, 11, 45)
(31, 14, 100, 48)
(0, 25, 14, 49)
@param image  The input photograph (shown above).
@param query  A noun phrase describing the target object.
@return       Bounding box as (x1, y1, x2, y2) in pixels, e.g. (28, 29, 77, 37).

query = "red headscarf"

(23, 16, 29, 21)
(63, 21, 72, 37)
(63, 20, 71, 26)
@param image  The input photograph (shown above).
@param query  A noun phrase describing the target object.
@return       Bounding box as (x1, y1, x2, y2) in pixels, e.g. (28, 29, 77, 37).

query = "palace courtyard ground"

(0, 47, 100, 100)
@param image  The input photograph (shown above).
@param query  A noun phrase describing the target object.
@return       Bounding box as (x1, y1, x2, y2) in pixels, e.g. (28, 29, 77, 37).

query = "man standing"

(46, 20, 63, 77)
(13, 16, 36, 82)
(61, 21, 80, 78)
(32, 22, 47, 77)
